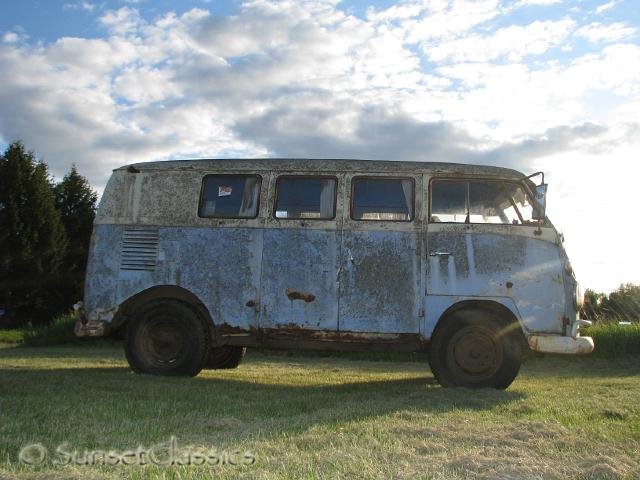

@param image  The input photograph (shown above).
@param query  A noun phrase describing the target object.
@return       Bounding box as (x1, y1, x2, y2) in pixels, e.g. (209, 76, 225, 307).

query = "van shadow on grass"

(1, 355, 525, 451)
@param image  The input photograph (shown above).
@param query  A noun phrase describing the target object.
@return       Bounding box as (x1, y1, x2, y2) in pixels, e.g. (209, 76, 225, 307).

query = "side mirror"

(532, 183, 547, 220)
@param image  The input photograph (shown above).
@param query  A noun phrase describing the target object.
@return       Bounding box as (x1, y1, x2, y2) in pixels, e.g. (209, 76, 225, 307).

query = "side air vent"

(120, 226, 159, 271)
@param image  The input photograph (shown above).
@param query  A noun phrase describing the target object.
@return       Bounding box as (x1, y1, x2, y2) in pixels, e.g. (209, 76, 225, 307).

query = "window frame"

(428, 177, 535, 226)
(350, 175, 416, 223)
(272, 174, 339, 221)
(197, 173, 262, 220)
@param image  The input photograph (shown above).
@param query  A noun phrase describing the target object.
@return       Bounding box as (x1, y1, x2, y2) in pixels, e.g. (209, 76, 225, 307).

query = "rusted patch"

(285, 288, 316, 303)
(217, 323, 251, 335)
(213, 322, 427, 351)
(262, 324, 419, 344)
(74, 320, 110, 337)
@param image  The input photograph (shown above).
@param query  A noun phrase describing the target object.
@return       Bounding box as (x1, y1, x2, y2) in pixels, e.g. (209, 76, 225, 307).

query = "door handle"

(429, 251, 451, 257)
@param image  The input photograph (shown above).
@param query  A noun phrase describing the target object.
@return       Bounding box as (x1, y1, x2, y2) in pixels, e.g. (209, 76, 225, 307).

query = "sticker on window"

(218, 186, 232, 197)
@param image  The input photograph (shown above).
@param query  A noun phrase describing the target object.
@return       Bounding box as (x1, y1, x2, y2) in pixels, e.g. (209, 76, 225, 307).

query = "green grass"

(20, 314, 79, 347)
(585, 322, 640, 358)
(1, 345, 639, 479)
(0, 329, 24, 345)
(0, 314, 117, 348)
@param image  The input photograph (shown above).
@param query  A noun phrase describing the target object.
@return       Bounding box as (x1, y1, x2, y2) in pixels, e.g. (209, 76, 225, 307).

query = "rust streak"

(285, 288, 316, 303)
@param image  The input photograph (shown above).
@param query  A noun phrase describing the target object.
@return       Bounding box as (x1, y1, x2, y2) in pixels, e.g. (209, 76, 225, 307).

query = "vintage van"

(74, 159, 594, 388)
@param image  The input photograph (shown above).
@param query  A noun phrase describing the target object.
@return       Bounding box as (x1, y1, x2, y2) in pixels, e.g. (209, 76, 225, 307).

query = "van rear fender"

(113, 285, 214, 340)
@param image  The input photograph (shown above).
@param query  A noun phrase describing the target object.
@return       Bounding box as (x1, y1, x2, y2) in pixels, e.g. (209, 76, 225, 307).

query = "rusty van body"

(75, 159, 593, 388)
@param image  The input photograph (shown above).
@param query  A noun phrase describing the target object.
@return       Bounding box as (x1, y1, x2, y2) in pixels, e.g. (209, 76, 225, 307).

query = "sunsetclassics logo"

(18, 437, 255, 467)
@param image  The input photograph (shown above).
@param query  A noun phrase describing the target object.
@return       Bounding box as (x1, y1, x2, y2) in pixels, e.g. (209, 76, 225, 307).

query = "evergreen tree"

(54, 164, 98, 302)
(0, 141, 68, 326)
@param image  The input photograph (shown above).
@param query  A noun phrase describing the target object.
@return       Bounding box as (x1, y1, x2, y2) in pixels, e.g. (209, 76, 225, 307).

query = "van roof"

(118, 158, 526, 179)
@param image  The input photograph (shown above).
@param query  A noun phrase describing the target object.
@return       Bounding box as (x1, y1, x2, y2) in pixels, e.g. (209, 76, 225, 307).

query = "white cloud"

(369, 0, 503, 43)
(595, 0, 620, 15)
(1, 1, 638, 181)
(2, 32, 20, 44)
(575, 22, 635, 43)
(63, 2, 96, 12)
(114, 67, 182, 103)
(516, 0, 562, 5)
(99, 7, 142, 34)
(426, 19, 575, 63)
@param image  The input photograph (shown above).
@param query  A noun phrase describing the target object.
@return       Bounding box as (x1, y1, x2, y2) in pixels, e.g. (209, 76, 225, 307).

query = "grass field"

(1, 344, 639, 479)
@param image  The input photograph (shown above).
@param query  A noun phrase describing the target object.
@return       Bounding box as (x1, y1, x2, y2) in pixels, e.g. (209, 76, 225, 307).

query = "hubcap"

(142, 317, 185, 366)
(448, 326, 502, 380)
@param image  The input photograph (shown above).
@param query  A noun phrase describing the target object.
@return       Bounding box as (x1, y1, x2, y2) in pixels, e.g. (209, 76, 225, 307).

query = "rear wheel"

(428, 308, 522, 389)
(124, 299, 209, 377)
(205, 346, 246, 369)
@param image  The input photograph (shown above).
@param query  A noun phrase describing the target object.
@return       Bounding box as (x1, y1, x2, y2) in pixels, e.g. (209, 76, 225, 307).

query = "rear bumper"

(73, 301, 110, 337)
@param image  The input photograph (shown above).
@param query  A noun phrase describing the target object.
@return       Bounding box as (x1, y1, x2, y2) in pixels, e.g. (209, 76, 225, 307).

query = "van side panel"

(260, 228, 340, 330)
(85, 226, 263, 331)
(426, 225, 565, 333)
(113, 226, 263, 330)
(339, 230, 421, 333)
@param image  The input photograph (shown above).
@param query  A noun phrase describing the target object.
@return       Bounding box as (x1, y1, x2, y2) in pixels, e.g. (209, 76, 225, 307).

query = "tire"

(124, 299, 209, 377)
(205, 346, 246, 369)
(428, 308, 522, 389)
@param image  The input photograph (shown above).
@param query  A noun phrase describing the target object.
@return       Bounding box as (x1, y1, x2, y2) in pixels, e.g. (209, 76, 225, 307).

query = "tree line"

(0, 141, 97, 327)
(582, 284, 640, 323)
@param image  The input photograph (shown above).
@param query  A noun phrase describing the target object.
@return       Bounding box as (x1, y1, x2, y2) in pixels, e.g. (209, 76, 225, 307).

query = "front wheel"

(124, 299, 209, 377)
(428, 309, 522, 389)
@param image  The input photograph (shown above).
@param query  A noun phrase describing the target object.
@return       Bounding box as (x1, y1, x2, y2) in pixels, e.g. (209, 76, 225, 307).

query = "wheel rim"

(140, 315, 186, 366)
(447, 325, 503, 381)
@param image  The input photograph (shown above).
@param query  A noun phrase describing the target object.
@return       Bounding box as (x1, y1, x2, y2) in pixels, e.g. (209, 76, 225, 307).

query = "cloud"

(595, 0, 620, 15)
(63, 2, 96, 12)
(425, 19, 575, 63)
(516, 0, 562, 5)
(575, 22, 635, 43)
(0, 0, 638, 190)
(99, 7, 142, 34)
(236, 102, 614, 172)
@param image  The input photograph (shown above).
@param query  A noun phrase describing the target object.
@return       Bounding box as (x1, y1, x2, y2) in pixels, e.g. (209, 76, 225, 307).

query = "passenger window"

(351, 177, 414, 221)
(430, 179, 536, 225)
(199, 175, 261, 218)
(274, 176, 337, 220)
(430, 180, 467, 223)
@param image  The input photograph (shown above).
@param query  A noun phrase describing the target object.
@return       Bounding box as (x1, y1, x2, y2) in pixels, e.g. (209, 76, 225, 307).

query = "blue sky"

(1, 0, 639, 291)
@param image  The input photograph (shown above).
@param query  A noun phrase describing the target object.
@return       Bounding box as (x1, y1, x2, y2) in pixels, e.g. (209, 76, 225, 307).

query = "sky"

(1, 0, 639, 293)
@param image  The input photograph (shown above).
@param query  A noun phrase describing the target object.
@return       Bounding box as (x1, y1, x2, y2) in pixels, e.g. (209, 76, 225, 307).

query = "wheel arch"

(113, 285, 214, 339)
(427, 297, 528, 350)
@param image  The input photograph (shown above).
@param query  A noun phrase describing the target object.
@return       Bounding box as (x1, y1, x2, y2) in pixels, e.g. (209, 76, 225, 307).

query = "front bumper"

(527, 334, 594, 354)
(527, 319, 594, 354)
